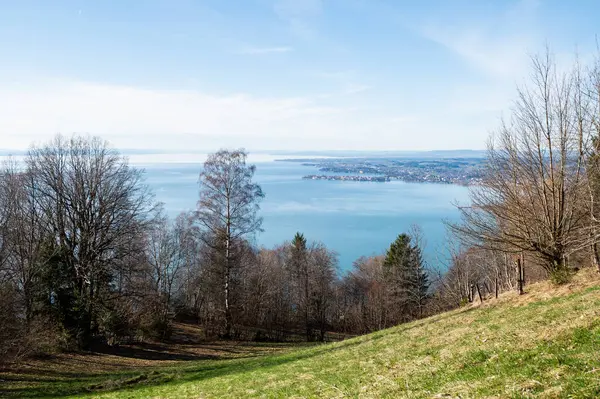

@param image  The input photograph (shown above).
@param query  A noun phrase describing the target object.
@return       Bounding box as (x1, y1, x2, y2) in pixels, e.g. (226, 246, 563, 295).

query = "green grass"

(4, 275, 600, 398)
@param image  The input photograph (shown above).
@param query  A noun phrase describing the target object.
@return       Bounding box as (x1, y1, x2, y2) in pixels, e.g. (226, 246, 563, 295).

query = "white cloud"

(239, 46, 293, 54)
(0, 80, 491, 152)
(0, 81, 347, 150)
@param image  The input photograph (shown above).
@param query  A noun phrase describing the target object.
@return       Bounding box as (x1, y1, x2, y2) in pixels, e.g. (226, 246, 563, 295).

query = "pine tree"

(290, 232, 311, 340)
(383, 233, 429, 322)
(407, 242, 429, 318)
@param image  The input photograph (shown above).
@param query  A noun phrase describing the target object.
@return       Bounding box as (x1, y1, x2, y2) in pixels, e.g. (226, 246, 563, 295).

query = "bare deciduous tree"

(584, 54, 600, 270)
(308, 243, 337, 341)
(0, 159, 47, 326)
(26, 134, 156, 345)
(196, 149, 264, 337)
(145, 207, 186, 333)
(450, 51, 597, 283)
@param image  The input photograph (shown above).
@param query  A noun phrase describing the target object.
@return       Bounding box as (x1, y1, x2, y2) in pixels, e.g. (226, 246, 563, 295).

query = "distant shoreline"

(280, 156, 484, 186)
(303, 175, 391, 182)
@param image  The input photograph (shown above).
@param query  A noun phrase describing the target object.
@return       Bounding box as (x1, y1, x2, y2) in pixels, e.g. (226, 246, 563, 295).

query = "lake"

(138, 157, 471, 272)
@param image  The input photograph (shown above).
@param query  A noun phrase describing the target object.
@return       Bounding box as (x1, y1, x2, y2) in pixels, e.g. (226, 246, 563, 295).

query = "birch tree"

(196, 149, 264, 338)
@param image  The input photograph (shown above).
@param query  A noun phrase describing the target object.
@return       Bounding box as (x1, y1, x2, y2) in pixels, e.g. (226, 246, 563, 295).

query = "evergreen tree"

(407, 242, 429, 318)
(383, 233, 429, 322)
(291, 233, 307, 258)
(290, 232, 311, 340)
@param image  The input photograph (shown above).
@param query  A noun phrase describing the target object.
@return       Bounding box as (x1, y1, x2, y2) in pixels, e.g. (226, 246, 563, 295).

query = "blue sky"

(0, 0, 598, 151)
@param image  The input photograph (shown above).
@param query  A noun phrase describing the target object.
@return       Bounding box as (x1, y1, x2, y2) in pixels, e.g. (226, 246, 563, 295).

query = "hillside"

(3, 269, 600, 398)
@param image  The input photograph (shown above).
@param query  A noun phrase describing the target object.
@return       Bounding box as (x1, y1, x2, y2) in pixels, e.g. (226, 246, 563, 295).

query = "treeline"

(0, 140, 430, 362)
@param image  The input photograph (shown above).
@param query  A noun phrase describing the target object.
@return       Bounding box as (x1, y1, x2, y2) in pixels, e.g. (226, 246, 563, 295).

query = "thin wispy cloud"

(405, 0, 545, 121)
(418, 0, 540, 79)
(422, 27, 534, 79)
(239, 46, 293, 55)
(313, 70, 371, 97)
(273, 0, 323, 39)
(314, 70, 358, 81)
(342, 83, 371, 95)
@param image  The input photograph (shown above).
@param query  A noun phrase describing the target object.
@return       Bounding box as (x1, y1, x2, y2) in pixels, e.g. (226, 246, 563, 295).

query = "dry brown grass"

(479, 266, 600, 308)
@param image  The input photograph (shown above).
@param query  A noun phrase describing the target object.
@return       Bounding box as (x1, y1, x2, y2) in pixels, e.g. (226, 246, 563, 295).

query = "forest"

(0, 137, 432, 359)
(2, 51, 600, 366)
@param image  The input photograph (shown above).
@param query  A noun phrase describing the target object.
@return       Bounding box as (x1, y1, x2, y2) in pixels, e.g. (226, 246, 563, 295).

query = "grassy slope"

(5, 269, 600, 398)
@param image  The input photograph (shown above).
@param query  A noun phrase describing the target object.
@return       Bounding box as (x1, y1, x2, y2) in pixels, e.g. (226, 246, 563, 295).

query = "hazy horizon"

(0, 146, 487, 156)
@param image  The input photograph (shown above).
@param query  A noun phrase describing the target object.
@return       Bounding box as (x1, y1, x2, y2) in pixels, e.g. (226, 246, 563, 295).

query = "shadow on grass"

(0, 338, 365, 398)
(91, 342, 220, 362)
(1, 308, 482, 398)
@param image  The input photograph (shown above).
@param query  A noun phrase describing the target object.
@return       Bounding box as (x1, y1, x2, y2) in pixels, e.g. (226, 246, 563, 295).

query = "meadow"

(3, 269, 600, 398)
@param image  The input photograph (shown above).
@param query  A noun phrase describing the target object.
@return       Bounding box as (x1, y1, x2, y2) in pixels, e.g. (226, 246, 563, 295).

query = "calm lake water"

(139, 158, 471, 272)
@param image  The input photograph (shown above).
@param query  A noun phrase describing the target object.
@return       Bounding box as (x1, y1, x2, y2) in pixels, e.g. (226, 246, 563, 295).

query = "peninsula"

(284, 157, 485, 185)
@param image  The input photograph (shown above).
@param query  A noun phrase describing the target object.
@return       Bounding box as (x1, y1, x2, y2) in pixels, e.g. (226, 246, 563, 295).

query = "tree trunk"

(517, 257, 524, 295)
(224, 252, 232, 338)
(594, 243, 600, 273)
(469, 284, 475, 303)
(224, 219, 232, 339)
(305, 264, 310, 341)
(475, 284, 483, 303)
(495, 275, 499, 299)
(23, 281, 32, 328)
(520, 253, 526, 286)
(504, 253, 514, 290)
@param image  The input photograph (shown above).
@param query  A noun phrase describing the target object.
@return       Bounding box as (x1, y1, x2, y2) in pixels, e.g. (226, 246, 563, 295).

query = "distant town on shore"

(283, 157, 485, 185)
